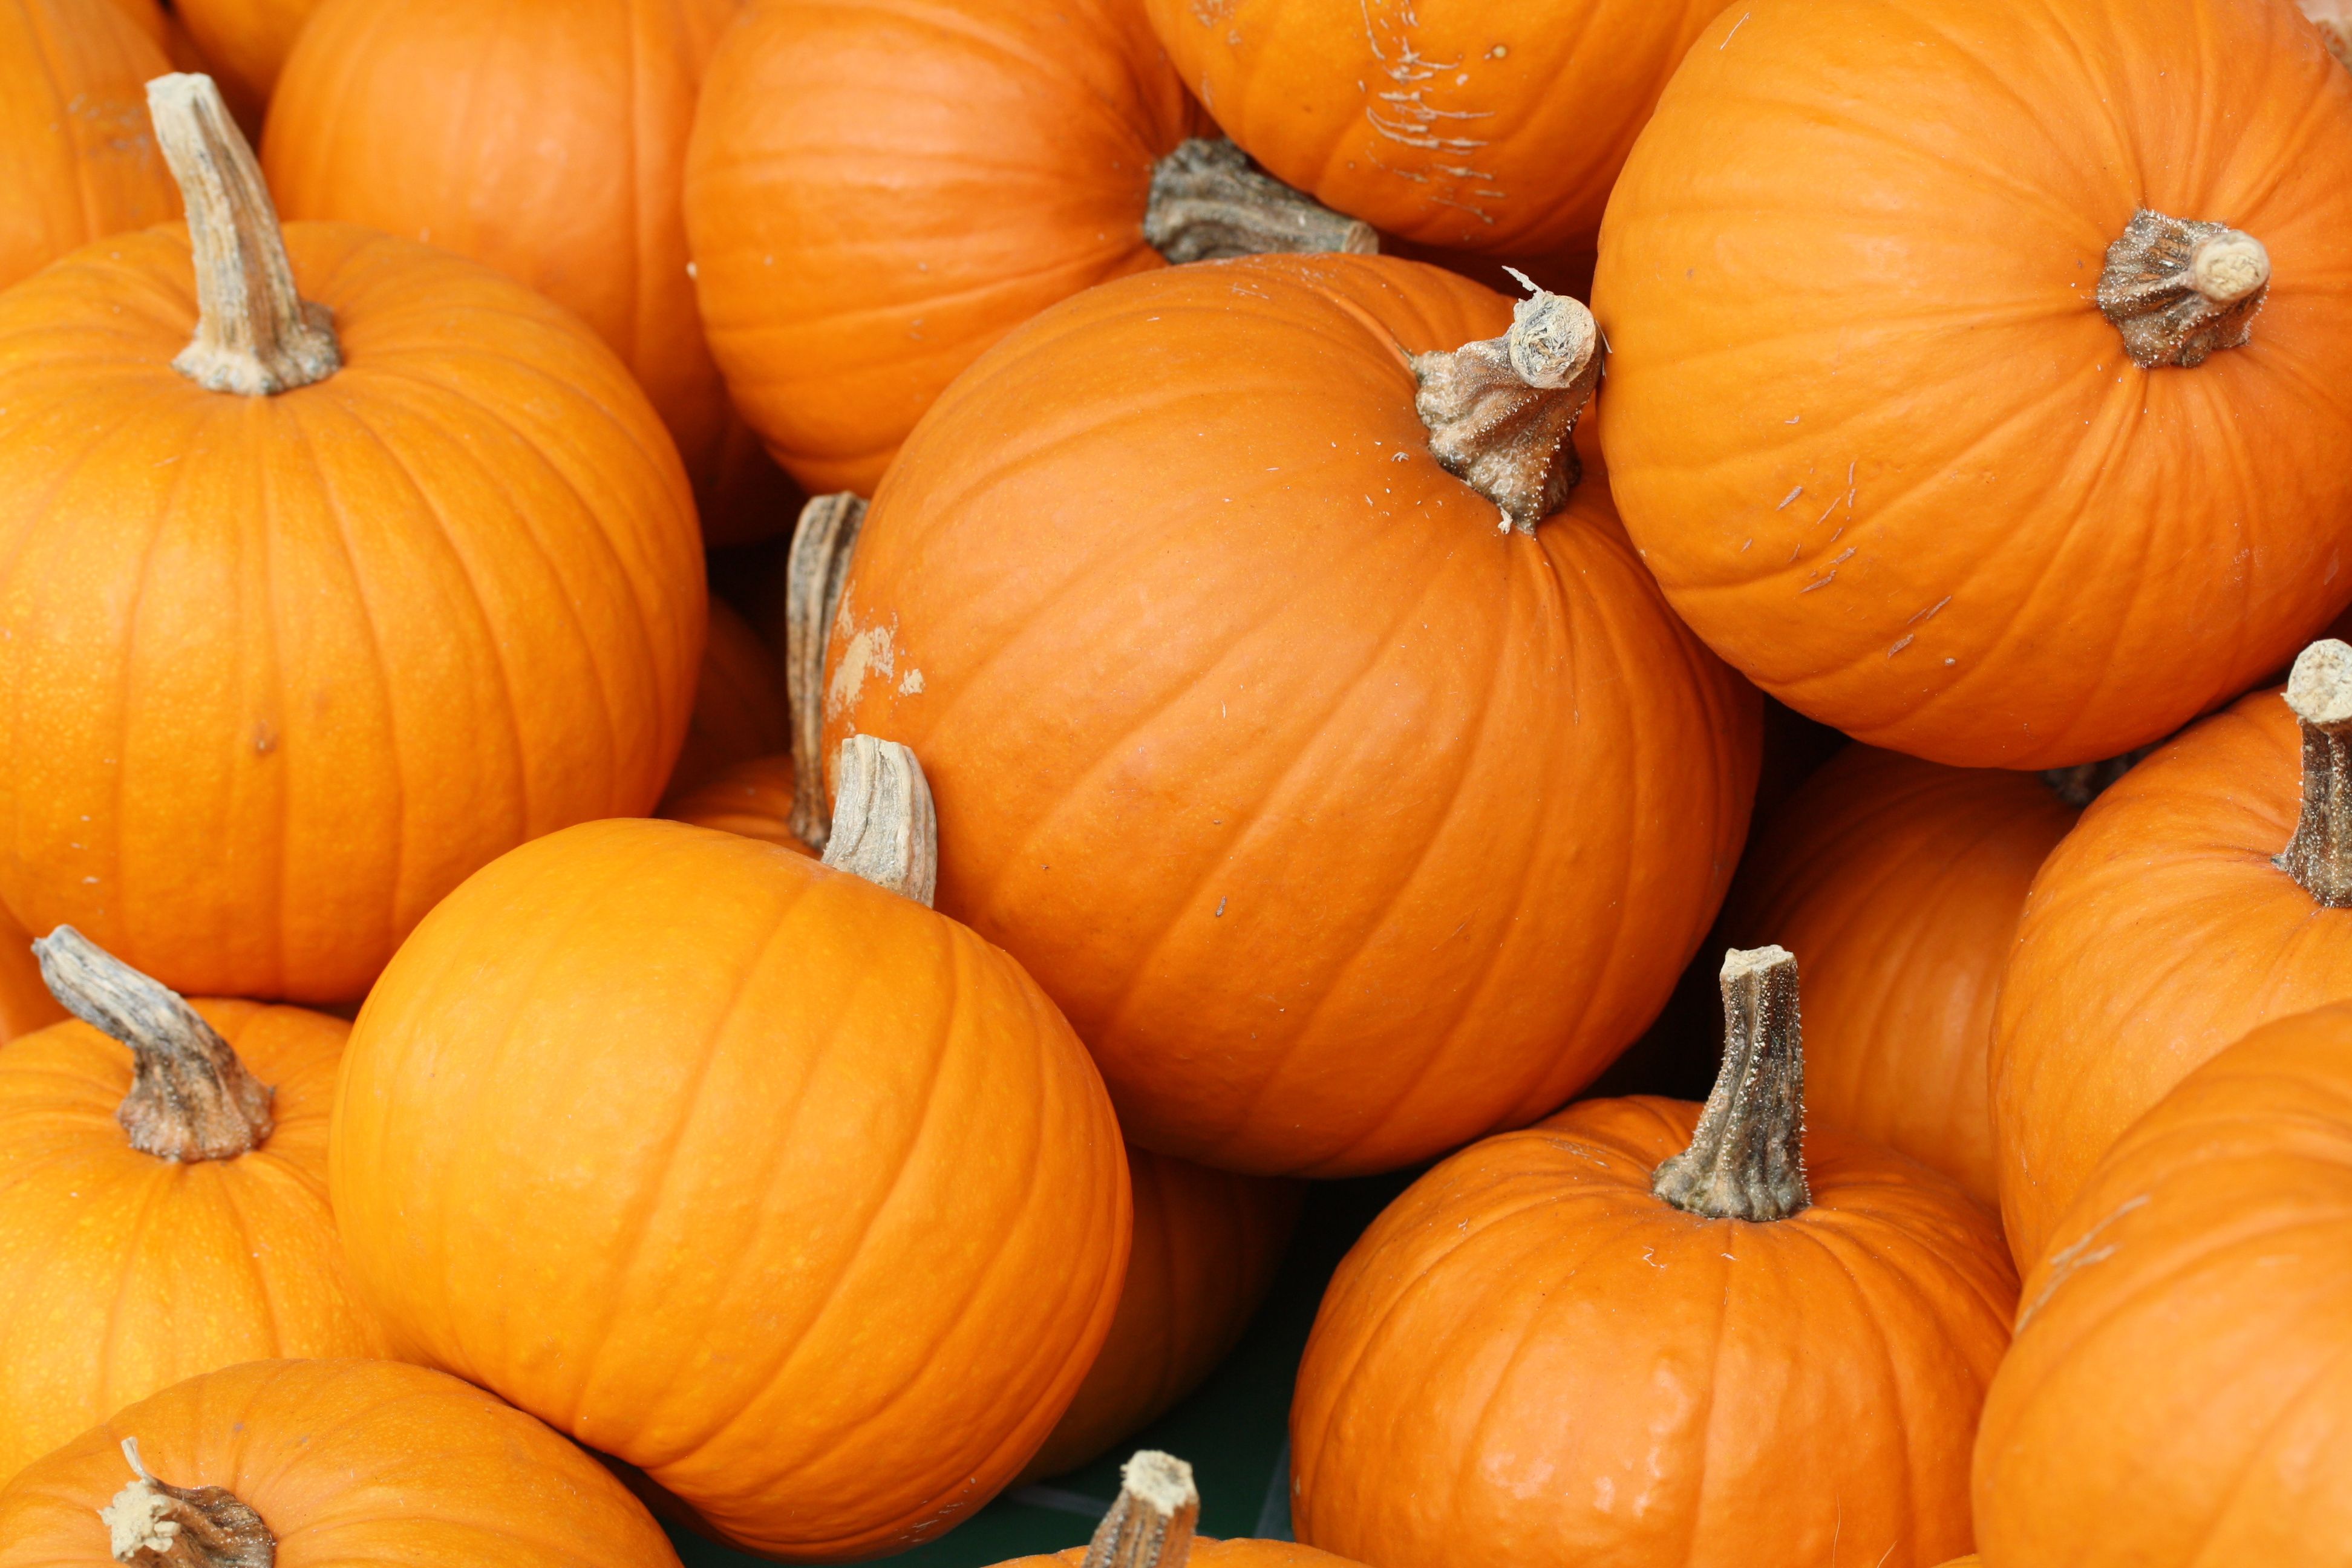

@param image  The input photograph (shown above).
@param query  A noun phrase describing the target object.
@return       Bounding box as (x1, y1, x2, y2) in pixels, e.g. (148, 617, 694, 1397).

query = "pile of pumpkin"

(2, 0, 2350, 1564)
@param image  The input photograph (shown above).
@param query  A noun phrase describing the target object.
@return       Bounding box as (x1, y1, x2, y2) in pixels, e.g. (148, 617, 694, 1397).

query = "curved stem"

(1411, 274, 1600, 534)
(822, 736, 937, 907)
(33, 926, 274, 1162)
(2276, 639, 2352, 906)
(1653, 946, 1810, 1222)
(1143, 139, 1377, 264)
(786, 492, 867, 851)
(99, 1437, 275, 1567)
(2099, 207, 2270, 370)
(1083, 1451, 1199, 1568)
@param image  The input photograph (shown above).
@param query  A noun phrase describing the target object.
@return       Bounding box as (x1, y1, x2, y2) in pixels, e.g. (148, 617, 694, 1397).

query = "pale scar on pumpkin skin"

(1356, 5, 1505, 222)
(2013, 1192, 2151, 1334)
(827, 613, 897, 720)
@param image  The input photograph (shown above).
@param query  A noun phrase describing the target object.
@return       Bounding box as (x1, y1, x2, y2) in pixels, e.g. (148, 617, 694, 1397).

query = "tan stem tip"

(2301, 0, 2352, 69)
(1412, 271, 1600, 534)
(2099, 208, 2269, 369)
(785, 492, 868, 852)
(2277, 638, 2352, 906)
(1083, 1451, 1200, 1568)
(822, 735, 938, 907)
(1653, 944, 1810, 1223)
(99, 1437, 275, 1567)
(1143, 139, 1377, 264)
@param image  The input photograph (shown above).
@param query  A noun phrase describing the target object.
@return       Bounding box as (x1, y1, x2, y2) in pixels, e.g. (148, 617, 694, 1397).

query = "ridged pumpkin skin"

(0, 1001, 385, 1482)
(1975, 1004, 2352, 1563)
(1143, 0, 1722, 257)
(0, 222, 704, 1004)
(0, 1359, 681, 1566)
(1592, 0, 2352, 768)
(825, 254, 1760, 1177)
(332, 818, 1131, 1561)
(661, 753, 809, 853)
(1990, 686, 2352, 1270)
(1005, 1544, 1367, 1567)
(668, 599, 788, 795)
(684, 0, 1201, 495)
(1723, 746, 2077, 1207)
(1290, 1096, 2017, 1568)
(0, 0, 178, 290)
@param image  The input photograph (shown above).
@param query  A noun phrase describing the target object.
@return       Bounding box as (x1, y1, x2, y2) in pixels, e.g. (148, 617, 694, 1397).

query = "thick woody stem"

(2098, 208, 2270, 370)
(822, 736, 937, 907)
(33, 926, 273, 1161)
(1143, 139, 1377, 264)
(1411, 272, 1601, 534)
(2040, 745, 2157, 808)
(1082, 1451, 1200, 1568)
(98, 1437, 275, 1567)
(1653, 946, 1811, 1223)
(2276, 639, 2352, 906)
(146, 74, 339, 396)
(786, 492, 867, 851)
(2302, 0, 2351, 68)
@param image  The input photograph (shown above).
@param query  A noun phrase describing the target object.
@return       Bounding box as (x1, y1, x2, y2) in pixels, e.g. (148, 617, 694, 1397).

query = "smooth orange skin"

(1990, 685, 2352, 1272)
(0, 1359, 681, 1565)
(1144, 0, 1722, 258)
(1002, 1544, 1367, 1567)
(0, 0, 178, 291)
(1593, 0, 2352, 768)
(668, 598, 788, 795)
(1019, 1149, 1303, 1483)
(684, 0, 1201, 496)
(825, 254, 1760, 1177)
(332, 818, 1132, 1561)
(169, 0, 319, 110)
(661, 753, 811, 854)
(0, 906, 64, 1044)
(0, 1002, 386, 1483)
(0, 221, 704, 1004)
(1292, 1096, 2017, 1568)
(1975, 1005, 2352, 1563)
(1724, 746, 2077, 1208)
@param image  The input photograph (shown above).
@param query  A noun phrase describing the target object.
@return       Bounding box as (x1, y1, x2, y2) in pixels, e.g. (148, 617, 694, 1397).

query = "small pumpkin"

(666, 598, 788, 797)
(997, 1451, 1368, 1568)
(660, 754, 808, 854)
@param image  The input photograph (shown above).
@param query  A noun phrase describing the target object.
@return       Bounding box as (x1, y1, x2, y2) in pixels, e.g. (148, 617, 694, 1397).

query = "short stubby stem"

(2276, 638, 2352, 906)
(2099, 208, 2270, 369)
(822, 735, 938, 907)
(1412, 272, 1601, 534)
(786, 492, 867, 851)
(1653, 945, 1811, 1223)
(1083, 1451, 1200, 1568)
(1143, 139, 1377, 264)
(99, 1437, 275, 1567)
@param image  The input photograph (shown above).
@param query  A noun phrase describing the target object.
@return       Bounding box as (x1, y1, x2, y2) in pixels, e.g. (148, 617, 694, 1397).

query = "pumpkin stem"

(2098, 208, 2270, 370)
(1082, 1451, 1200, 1568)
(823, 735, 938, 906)
(1143, 139, 1377, 264)
(146, 74, 339, 396)
(2276, 639, 2352, 906)
(786, 492, 868, 851)
(2305, 0, 2351, 68)
(33, 926, 274, 1162)
(99, 1437, 276, 1567)
(1411, 274, 1601, 534)
(2039, 744, 2158, 808)
(1653, 945, 1811, 1223)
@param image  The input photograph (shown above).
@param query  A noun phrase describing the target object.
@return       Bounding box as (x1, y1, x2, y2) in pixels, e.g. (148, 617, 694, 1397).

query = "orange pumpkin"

(0, 75, 702, 1004)
(98, 0, 165, 44)
(1291, 947, 2017, 1568)
(667, 598, 788, 797)
(168, 0, 319, 115)
(0, 928, 384, 1482)
(660, 753, 809, 854)
(1592, 0, 2352, 768)
(998, 1451, 1365, 1568)
(0, 1358, 681, 1564)
(1991, 641, 2352, 1270)
(823, 255, 1759, 1175)
(0, 906, 64, 1044)
(1974, 1003, 2352, 1563)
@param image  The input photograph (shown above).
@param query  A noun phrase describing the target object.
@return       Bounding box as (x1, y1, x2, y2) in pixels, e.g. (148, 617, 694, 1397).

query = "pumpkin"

(1142, 0, 1723, 258)
(99, 0, 165, 45)
(0, 928, 384, 1482)
(330, 739, 1131, 1560)
(167, 0, 319, 119)
(1290, 946, 2017, 1568)
(1, 0, 178, 290)
(998, 1451, 1367, 1568)
(1722, 745, 2082, 1207)
(0, 74, 702, 1004)
(684, 0, 1374, 497)
(660, 754, 809, 854)
(1019, 1152, 1303, 1484)
(1990, 639, 2352, 1270)
(0, 1358, 681, 1565)
(1591, 0, 2352, 768)
(666, 598, 788, 797)
(822, 255, 1759, 1176)
(0, 907, 64, 1043)
(1974, 1002, 2352, 1563)
(263, 0, 802, 546)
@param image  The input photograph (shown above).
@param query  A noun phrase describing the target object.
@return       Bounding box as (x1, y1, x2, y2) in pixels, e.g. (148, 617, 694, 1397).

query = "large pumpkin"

(1592, 0, 2352, 768)
(1974, 1003, 2352, 1562)
(0, 74, 702, 1004)
(823, 255, 1759, 1176)
(1990, 640, 2352, 1269)
(1290, 947, 2017, 1567)
(999, 1451, 1367, 1568)
(0, 928, 384, 1481)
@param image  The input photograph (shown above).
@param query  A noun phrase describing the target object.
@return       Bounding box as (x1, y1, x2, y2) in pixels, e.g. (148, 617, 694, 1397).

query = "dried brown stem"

(1653, 946, 1811, 1223)
(2276, 639, 2352, 906)
(1412, 274, 1600, 534)
(786, 492, 867, 851)
(1082, 1451, 1200, 1568)
(822, 736, 938, 907)
(1144, 139, 1376, 264)
(2099, 208, 2269, 369)
(98, 1437, 275, 1567)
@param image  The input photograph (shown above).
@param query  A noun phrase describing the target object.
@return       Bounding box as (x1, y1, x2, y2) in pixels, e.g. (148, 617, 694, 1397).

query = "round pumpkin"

(0, 1358, 680, 1565)
(1975, 1002, 2352, 1563)
(0, 74, 702, 1004)
(999, 1450, 1368, 1568)
(1592, 0, 2352, 768)
(667, 598, 788, 797)
(169, 0, 320, 116)
(823, 254, 1759, 1175)
(660, 753, 809, 853)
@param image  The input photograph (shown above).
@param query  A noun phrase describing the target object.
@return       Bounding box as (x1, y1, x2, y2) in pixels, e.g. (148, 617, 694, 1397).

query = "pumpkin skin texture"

(0, 1358, 682, 1566)
(0, 906, 64, 1044)
(169, 0, 321, 115)
(661, 753, 811, 853)
(1289, 1096, 2017, 1568)
(0, 222, 704, 1005)
(330, 817, 1131, 1561)
(0, 999, 386, 1483)
(1990, 684, 2352, 1271)
(1592, 0, 2352, 769)
(1723, 746, 2077, 1207)
(683, 0, 1202, 496)
(1143, 0, 1722, 258)
(668, 598, 789, 796)
(1974, 1004, 2352, 1564)
(823, 253, 1760, 1177)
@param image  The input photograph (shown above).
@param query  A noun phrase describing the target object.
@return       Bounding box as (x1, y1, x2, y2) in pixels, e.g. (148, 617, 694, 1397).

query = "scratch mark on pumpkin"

(1775, 486, 1803, 511)
(898, 669, 924, 696)
(1800, 570, 1837, 593)
(1720, 10, 1751, 47)
(1886, 633, 1914, 658)
(2015, 1193, 2152, 1334)
(1909, 595, 1953, 624)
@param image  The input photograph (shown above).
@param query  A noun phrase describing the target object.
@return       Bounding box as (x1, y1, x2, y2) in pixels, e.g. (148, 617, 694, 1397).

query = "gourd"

(996, 1451, 1368, 1568)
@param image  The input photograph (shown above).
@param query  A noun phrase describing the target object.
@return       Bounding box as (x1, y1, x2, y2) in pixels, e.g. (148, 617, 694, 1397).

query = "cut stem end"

(1652, 945, 1810, 1222)
(1083, 1451, 1200, 1568)
(822, 736, 938, 907)
(1411, 273, 1599, 534)
(2276, 638, 2352, 906)
(1143, 139, 1377, 264)
(2099, 208, 2269, 369)
(99, 1437, 275, 1567)
(785, 492, 867, 851)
